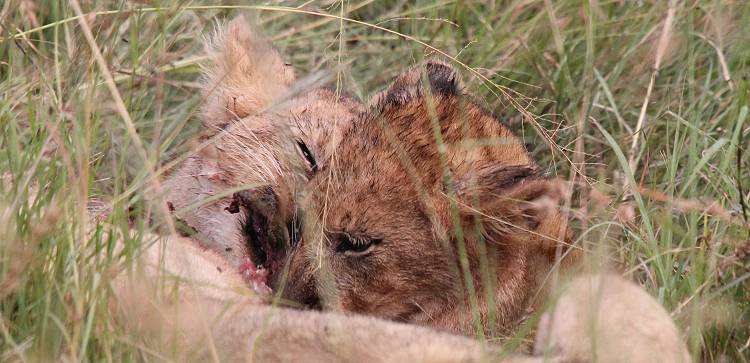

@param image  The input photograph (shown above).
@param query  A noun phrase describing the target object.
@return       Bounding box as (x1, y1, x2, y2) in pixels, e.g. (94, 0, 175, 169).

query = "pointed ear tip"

(224, 15, 255, 39)
(424, 58, 454, 71)
(423, 59, 461, 94)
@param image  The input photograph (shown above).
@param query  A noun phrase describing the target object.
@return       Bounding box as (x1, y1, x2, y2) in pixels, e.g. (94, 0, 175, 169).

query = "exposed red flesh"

(239, 257, 272, 295)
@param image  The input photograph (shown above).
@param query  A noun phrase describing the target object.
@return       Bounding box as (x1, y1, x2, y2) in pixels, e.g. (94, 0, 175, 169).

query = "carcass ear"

(201, 16, 295, 131)
(457, 166, 572, 256)
(369, 59, 461, 109)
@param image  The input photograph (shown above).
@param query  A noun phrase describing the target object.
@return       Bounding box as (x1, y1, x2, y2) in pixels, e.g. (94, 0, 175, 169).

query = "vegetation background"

(1, 0, 748, 361)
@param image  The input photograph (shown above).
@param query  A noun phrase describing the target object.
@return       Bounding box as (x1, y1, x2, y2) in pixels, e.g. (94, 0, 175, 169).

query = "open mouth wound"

(226, 188, 293, 295)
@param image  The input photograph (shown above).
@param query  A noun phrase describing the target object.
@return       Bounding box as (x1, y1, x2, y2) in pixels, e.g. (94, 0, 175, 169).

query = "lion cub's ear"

(456, 166, 571, 256)
(370, 59, 461, 109)
(202, 16, 295, 131)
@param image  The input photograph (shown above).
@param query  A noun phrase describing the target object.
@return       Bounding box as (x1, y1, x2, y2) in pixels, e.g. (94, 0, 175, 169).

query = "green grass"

(1, 0, 749, 361)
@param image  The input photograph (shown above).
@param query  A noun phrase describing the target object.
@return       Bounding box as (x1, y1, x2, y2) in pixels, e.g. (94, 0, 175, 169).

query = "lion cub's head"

(163, 16, 361, 281)
(275, 61, 573, 335)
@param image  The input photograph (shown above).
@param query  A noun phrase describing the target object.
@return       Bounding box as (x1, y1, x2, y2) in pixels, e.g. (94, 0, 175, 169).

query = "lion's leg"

(108, 234, 688, 363)
(108, 234, 520, 362)
(534, 273, 692, 363)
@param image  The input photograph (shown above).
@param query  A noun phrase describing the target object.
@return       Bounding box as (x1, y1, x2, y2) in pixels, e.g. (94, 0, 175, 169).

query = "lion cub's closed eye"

(333, 233, 383, 256)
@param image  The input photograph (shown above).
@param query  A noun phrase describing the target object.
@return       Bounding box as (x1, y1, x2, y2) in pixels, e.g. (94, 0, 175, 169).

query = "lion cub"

(279, 59, 573, 336)
(162, 17, 361, 289)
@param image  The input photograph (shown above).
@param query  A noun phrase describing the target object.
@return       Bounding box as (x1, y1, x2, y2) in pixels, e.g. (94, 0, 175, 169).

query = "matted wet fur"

(127, 16, 691, 362)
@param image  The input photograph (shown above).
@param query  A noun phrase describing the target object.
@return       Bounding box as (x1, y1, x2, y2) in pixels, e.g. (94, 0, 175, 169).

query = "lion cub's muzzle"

(226, 187, 294, 289)
(225, 186, 319, 309)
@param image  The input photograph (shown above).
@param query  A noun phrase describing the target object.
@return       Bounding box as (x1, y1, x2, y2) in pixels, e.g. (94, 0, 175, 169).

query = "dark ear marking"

(375, 59, 461, 108)
(424, 60, 459, 96)
(454, 165, 557, 239)
(454, 165, 540, 197)
(484, 165, 540, 191)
